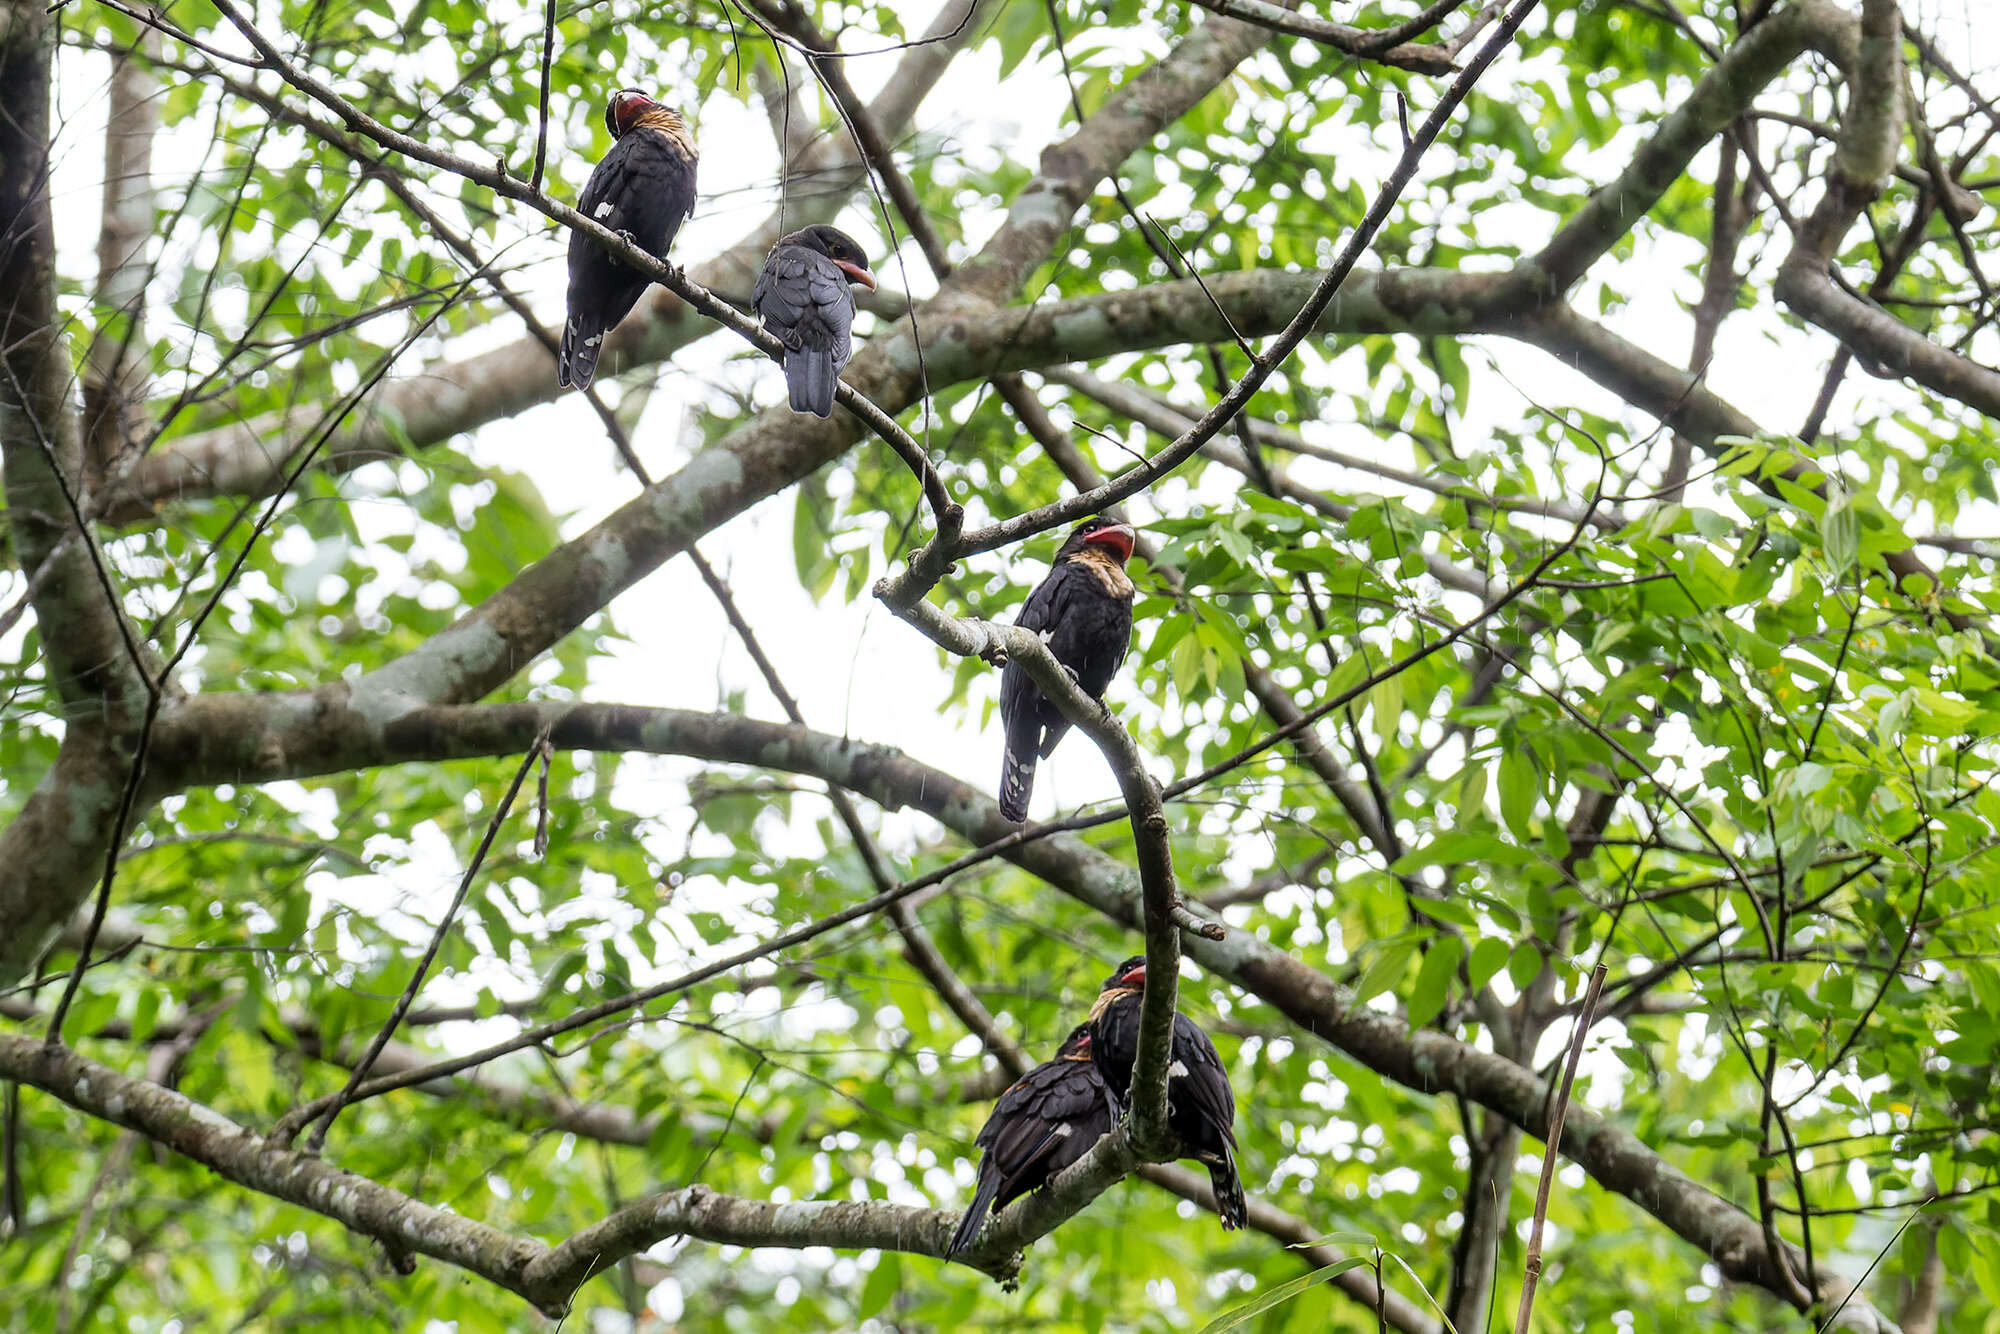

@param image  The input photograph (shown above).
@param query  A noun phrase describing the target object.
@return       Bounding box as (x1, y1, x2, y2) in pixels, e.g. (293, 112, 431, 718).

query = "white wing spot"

(1168, 1060, 1189, 1079)
(583, 333, 604, 347)
(1053, 1125, 1072, 1137)
(593, 202, 614, 219)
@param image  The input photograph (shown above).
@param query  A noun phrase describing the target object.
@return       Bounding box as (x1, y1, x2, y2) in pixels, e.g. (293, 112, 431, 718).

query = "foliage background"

(2, 0, 1998, 1330)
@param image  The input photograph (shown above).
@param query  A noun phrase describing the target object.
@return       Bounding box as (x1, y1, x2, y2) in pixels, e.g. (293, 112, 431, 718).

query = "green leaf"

(1508, 941, 1545, 991)
(1195, 1257, 1372, 1332)
(1499, 746, 1538, 842)
(858, 1251, 900, 1319)
(1467, 937, 1511, 993)
(1407, 936, 1464, 1030)
(1353, 937, 1419, 1006)
(1822, 490, 1858, 573)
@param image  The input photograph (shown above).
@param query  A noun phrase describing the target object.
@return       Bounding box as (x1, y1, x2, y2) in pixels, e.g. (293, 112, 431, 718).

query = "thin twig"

(528, 0, 558, 191)
(1513, 960, 1608, 1334)
(300, 725, 553, 1151)
(877, 0, 1546, 608)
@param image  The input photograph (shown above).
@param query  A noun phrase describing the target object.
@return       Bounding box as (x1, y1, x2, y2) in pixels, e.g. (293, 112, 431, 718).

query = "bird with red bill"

(752, 225, 878, 418)
(997, 515, 1139, 823)
(559, 88, 697, 391)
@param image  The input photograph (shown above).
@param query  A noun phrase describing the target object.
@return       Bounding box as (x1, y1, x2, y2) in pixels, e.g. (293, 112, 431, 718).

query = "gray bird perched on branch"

(752, 225, 877, 417)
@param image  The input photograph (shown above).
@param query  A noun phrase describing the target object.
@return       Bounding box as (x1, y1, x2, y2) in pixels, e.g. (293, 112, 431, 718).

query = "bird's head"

(787, 224, 878, 291)
(605, 89, 671, 139)
(1101, 955, 1148, 992)
(1057, 1025, 1095, 1059)
(1057, 515, 1137, 566)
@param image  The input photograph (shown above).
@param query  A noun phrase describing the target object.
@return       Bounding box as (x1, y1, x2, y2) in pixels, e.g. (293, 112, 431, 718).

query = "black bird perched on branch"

(997, 515, 1137, 823)
(945, 1026, 1120, 1258)
(559, 89, 698, 391)
(752, 225, 877, 417)
(1086, 955, 1246, 1230)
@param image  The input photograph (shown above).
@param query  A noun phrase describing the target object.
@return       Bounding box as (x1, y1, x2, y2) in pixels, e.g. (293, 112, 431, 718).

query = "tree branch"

(1182, 0, 1471, 74)
(1518, 0, 1857, 301)
(214, 698, 1902, 1322)
(739, 0, 953, 277)
(1773, 0, 2000, 416)
(81, 27, 161, 488)
(95, 0, 989, 523)
(869, 598, 1185, 1150)
(0, 1034, 1060, 1313)
(1010, 372, 1430, 888)
(877, 0, 1543, 609)
(0, 0, 151, 720)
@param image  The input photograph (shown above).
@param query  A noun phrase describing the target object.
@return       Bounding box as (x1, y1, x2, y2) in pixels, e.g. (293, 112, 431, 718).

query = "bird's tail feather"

(999, 744, 1036, 824)
(787, 348, 836, 417)
(1208, 1147, 1247, 1230)
(946, 1173, 1004, 1258)
(560, 320, 602, 390)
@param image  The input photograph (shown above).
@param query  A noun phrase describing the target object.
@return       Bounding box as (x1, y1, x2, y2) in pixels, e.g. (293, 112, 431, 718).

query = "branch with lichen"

(869, 594, 1189, 1152)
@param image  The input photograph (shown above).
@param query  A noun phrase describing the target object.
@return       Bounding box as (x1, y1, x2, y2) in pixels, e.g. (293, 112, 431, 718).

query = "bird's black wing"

(1169, 1015, 1238, 1149)
(754, 247, 855, 415)
(561, 129, 694, 389)
(949, 1059, 1065, 1256)
(1014, 559, 1088, 636)
(1036, 1061, 1118, 1144)
(1042, 574, 1133, 706)
(982, 1062, 1108, 1212)
(1170, 1016, 1246, 1228)
(754, 249, 854, 349)
(999, 562, 1089, 729)
(752, 247, 813, 339)
(575, 129, 696, 258)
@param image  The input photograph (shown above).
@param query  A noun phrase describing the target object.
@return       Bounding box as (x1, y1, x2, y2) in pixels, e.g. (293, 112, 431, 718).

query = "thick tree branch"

(81, 28, 160, 487)
(0, 0, 150, 720)
(0, 1034, 1064, 1312)
(0, 1034, 550, 1305)
(0, 0, 163, 984)
(215, 699, 1901, 1322)
(96, 0, 988, 523)
(1770, 0, 2000, 416)
(870, 599, 1187, 1150)
(1518, 0, 1858, 302)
